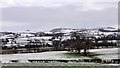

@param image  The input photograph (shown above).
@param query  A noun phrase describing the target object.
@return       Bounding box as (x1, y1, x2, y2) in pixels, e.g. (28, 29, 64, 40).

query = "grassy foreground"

(2, 62, 118, 66)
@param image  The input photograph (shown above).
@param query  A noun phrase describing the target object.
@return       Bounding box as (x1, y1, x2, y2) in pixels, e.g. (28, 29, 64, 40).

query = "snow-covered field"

(88, 48, 119, 60)
(0, 51, 90, 63)
(0, 48, 119, 63)
(88, 48, 118, 54)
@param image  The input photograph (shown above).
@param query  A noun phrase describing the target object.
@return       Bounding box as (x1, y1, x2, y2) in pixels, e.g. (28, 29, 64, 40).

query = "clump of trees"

(67, 32, 94, 56)
(53, 32, 94, 56)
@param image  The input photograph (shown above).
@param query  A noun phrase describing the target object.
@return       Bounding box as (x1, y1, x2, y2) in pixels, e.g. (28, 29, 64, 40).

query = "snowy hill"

(50, 28, 77, 34)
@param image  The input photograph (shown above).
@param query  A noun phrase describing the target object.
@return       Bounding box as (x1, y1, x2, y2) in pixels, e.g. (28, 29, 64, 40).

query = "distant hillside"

(50, 27, 118, 34)
(50, 28, 76, 34)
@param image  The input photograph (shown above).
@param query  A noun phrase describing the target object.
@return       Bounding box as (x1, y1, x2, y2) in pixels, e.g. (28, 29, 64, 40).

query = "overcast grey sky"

(0, 0, 119, 32)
